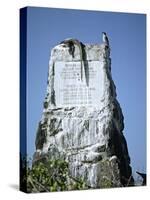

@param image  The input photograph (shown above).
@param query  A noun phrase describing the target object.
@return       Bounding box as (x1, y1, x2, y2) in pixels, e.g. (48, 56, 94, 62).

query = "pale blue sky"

(25, 7, 146, 174)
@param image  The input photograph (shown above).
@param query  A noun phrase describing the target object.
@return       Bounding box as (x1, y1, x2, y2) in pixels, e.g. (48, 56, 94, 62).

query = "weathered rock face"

(33, 40, 134, 188)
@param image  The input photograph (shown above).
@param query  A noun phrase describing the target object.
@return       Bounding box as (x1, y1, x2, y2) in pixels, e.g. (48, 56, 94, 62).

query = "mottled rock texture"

(33, 40, 134, 188)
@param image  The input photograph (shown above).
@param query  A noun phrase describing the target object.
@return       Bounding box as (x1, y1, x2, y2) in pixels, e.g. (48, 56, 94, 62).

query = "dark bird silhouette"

(136, 171, 146, 186)
(102, 32, 109, 47)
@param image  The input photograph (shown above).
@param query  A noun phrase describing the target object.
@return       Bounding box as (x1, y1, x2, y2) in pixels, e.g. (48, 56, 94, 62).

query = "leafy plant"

(101, 177, 113, 188)
(23, 158, 87, 193)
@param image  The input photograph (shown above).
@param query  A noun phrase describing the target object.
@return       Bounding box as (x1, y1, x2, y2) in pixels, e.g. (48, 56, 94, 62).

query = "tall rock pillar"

(33, 39, 134, 188)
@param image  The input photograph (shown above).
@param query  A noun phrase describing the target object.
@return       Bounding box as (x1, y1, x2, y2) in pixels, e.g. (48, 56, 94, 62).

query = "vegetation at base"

(20, 155, 139, 193)
(101, 177, 113, 188)
(20, 157, 87, 193)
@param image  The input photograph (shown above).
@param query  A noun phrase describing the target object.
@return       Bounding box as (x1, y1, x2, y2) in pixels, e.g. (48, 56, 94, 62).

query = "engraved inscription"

(54, 61, 104, 107)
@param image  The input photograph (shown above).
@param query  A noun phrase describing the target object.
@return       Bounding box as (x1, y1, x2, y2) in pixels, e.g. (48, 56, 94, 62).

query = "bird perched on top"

(102, 32, 109, 47)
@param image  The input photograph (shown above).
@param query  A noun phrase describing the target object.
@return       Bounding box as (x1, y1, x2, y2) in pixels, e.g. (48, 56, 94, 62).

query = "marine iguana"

(136, 171, 146, 185)
(60, 38, 84, 81)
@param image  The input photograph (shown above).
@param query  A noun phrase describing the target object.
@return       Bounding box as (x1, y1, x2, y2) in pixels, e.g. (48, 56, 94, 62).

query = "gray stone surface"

(33, 40, 134, 188)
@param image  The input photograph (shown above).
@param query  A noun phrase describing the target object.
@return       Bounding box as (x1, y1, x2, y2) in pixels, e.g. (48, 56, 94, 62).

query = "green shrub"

(101, 177, 112, 188)
(25, 159, 87, 193)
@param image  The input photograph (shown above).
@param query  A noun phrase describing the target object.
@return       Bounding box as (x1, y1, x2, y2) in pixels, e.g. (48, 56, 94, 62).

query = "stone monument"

(33, 38, 134, 188)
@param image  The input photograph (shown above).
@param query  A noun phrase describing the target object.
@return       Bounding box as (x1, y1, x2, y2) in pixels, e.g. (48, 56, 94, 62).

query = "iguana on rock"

(60, 38, 84, 81)
(136, 171, 146, 185)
